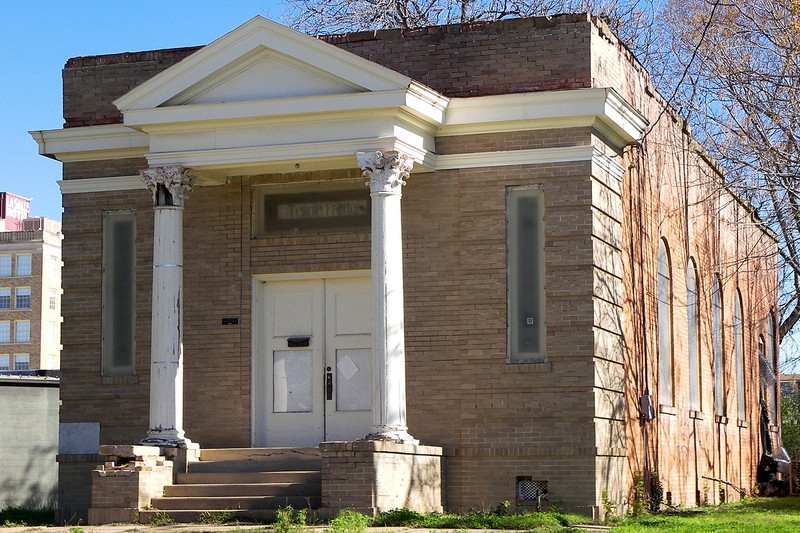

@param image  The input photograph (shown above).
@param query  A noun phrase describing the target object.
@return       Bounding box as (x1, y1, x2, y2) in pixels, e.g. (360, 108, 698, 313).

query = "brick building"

(33, 15, 780, 522)
(0, 196, 63, 371)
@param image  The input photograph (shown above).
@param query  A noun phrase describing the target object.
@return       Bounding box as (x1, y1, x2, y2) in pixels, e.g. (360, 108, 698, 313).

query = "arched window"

(687, 259, 700, 411)
(734, 289, 745, 421)
(713, 276, 725, 416)
(658, 240, 673, 406)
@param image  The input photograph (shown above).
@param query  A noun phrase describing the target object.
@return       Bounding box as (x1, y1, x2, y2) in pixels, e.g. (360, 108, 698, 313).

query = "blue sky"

(0, 1, 282, 222)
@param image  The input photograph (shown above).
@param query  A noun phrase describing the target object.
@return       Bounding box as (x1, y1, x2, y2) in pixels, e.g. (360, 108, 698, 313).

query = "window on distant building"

(15, 287, 31, 309)
(734, 289, 745, 421)
(14, 320, 30, 343)
(102, 210, 137, 375)
(0, 256, 10, 277)
(658, 239, 674, 406)
(0, 288, 10, 309)
(16, 254, 32, 276)
(48, 321, 58, 344)
(687, 258, 700, 411)
(713, 275, 725, 416)
(13, 354, 29, 371)
(48, 290, 57, 311)
(50, 255, 60, 276)
(506, 186, 546, 363)
(0, 354, 8, 371)
(0, 321, 9, 343)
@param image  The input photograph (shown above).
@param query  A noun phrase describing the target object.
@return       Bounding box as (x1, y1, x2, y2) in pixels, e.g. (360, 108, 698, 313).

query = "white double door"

(254, 276, 373, 447)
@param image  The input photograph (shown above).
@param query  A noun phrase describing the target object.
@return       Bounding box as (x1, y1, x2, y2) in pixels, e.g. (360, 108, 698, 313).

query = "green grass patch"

(612, 497, 800, 532)
(373, 507, 587, 531)
(0, 507, 54, 527)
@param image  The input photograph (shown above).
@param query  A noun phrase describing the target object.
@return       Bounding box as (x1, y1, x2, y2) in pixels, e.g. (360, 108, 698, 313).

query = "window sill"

(689, 410, 705, 420)
(100, 375, 139, 385)
(659, 405, 677, 416)
(715, 415, 728, 425)
(737, 419, 748, 428)
(505, 361, 552, 373)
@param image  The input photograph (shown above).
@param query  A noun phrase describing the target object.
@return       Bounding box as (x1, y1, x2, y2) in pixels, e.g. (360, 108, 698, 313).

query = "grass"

(0, 507, 54, 527)
(373, 507, 588, 531)
(612, 497, 800, 532)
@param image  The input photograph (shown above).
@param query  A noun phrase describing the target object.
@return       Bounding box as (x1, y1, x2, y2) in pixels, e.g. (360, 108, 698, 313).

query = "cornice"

(440, 88, 647, 149)
(31, 125, 148, 162)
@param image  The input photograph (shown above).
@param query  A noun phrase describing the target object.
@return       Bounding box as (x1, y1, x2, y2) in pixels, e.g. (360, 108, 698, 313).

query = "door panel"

(254, 276, 372, 447)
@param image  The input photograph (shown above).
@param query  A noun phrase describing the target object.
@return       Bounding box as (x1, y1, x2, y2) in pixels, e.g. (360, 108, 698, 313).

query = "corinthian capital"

(358, 151, 414, 195)
(140, 166, 196, 207)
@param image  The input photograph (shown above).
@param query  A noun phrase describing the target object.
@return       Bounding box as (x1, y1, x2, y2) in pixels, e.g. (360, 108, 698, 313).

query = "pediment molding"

(114, 16, 414, 113)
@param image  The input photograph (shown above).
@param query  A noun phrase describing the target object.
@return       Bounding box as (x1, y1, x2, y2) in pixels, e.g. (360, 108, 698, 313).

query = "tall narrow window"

(13, 354, 29, 371)
(101, 210, 137, 375)
(687, 259, 700, 411)
(16, 254, 32, 276)
(0, 256, 10, 277)
(14, 320, 30, 343)
(713, 276, 725, 416)
(15, 287, 31, 309)
(767, 312, 778, 421)
(507, 187, 545, 362)
(0, 289, 9, 309)
(0, 322, 9, 343)
(0, 354, 8, 371)
(734, 290, 745, 421)
(658, 240, 673, 405)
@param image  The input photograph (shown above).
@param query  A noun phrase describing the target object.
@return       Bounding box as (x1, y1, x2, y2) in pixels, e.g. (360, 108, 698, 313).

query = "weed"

(198, 510, 237, 524)
(0, 507, 55, 527)
(67, 528, 87, 533)
(272, 505, 307, 533)
(327, 509, 371, 533)
(148, 510, 174, 526)
(601, 489, 618, 524)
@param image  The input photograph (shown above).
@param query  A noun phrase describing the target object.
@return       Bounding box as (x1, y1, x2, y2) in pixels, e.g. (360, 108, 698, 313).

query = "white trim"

(441, 88, 647, 147)
(253, 269, 370, 282)
(58, 145, 621, 193)
(31, 125, 148, 162)
(59, 176, 145, 195)
(435, 145, 596, 170)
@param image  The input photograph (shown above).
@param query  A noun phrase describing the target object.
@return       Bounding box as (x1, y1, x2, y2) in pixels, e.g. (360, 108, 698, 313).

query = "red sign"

(0, 193, 31, 231)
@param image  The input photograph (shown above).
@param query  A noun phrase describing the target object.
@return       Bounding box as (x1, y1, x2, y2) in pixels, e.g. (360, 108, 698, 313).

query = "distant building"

(0, 195, 63, 371)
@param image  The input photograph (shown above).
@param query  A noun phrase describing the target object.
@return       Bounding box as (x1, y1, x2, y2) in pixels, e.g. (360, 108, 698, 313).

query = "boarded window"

(507, 187, 545, 363)
(687, 259, 700, 411)
(101, 210, 136, 375)
(713, 276, 725, 416)
(658, 240, 673, 406)
(734, 290, 745, 421)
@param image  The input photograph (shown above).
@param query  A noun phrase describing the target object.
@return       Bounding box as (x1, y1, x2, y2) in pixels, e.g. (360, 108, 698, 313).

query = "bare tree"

(652, 0, 800, 342)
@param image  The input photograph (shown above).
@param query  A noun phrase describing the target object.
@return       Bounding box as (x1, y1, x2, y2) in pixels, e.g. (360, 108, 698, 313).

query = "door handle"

(326, 366, 333, 401)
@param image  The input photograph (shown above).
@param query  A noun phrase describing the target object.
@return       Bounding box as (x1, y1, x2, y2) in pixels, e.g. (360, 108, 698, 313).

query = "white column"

(357, 150, 418, 444)
(139, 166, 197, 449)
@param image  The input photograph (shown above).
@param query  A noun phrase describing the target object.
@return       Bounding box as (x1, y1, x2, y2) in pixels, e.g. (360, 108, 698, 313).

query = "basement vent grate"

(516, 477, 548, 502)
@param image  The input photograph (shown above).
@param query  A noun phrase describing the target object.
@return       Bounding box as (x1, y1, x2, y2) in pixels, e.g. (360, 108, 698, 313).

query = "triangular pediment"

(115, 16, 413, 112)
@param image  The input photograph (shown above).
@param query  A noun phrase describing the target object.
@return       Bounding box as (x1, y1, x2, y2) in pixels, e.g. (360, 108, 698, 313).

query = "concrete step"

(191, 448, 321, 473)
(149, 495, 321, 511)
(164, 482, 321, 497)
(176, 470, 321, 485)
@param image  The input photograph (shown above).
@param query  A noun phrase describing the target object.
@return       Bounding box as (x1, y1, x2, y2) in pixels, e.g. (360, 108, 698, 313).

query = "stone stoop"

(138, 447, 322, 524)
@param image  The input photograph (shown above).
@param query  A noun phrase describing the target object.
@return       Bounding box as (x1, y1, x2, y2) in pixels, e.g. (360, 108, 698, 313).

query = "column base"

(141, 431, 198, 450)
(364, 426, 419, 445)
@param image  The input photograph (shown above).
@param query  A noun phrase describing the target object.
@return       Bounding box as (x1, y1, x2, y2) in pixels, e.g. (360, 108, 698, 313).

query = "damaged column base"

(87, 445, 173, 525)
